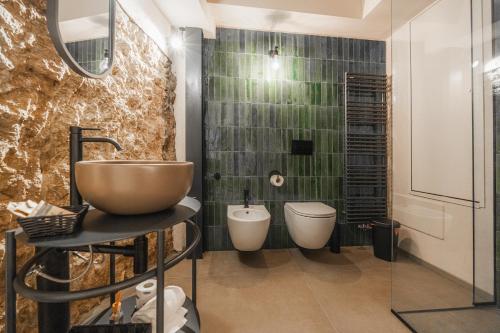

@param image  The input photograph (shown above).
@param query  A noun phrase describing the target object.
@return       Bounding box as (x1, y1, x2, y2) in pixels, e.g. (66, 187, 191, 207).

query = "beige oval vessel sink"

(75, 160, 193, 215)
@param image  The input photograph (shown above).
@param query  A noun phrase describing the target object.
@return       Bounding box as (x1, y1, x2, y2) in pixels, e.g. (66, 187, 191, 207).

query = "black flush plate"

(291, 140, 313, 155)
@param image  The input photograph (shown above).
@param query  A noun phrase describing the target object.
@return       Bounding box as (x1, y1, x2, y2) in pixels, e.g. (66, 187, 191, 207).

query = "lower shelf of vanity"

(91, 296, 200, 333)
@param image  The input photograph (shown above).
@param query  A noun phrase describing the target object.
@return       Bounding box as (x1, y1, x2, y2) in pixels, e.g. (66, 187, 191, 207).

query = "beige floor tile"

(166, 252, 213, 278)
(289, 247, 365, 275)
(341, 246, 391, 271)
(167, 249, 300, 280)
(154, 248, 411, 333)
(293, 248, 409, 333)
(168, 273, 337, 333)
(303, 271, 408, 333)
(401, 307, 500, 333)
(391, 255, 472, 311)
(85, 248, 497, 333)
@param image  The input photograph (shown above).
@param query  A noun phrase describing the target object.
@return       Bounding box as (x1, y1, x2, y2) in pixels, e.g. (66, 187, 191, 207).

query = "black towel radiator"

(344, 73, 388, 224)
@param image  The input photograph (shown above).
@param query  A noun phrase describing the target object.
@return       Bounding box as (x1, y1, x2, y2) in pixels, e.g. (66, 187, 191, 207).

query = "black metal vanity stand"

(4, 197, 202, 333)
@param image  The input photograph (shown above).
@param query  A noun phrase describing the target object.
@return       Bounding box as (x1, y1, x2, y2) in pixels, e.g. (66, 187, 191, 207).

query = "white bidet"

(227, 205, 271, 251)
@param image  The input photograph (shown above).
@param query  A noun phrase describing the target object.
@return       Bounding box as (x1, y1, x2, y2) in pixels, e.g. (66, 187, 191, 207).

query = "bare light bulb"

(99, 57, 109, 72)
(170, 32, 184, 50)
(269, 46, 280, 71)
(271, 56, 280, 71)
(99, 49, 110, 72)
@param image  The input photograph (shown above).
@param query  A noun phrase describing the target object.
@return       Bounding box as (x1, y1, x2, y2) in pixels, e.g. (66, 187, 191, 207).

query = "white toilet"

(227, 205, 271, 251)
(284, 202, 336, 249)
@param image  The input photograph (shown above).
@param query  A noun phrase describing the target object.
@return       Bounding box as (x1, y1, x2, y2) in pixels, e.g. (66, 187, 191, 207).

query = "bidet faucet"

(69, 126, 122, 206)
(244, 189, 250, 208)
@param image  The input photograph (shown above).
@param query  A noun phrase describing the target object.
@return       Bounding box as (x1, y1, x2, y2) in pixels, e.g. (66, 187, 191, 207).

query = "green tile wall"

(65, 37, 109, 75)
(202, 28, 386, 251)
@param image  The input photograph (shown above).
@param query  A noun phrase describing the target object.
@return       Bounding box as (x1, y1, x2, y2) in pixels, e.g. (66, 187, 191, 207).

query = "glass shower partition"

(390, 0, 499, 331)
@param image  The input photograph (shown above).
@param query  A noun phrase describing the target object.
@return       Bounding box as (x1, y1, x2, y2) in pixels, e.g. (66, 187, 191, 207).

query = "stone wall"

(0, 0, 177, 331)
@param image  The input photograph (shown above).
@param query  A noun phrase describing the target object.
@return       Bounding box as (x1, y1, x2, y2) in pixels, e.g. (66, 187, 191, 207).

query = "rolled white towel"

(132, 286, 187, 333)
(132, 306, 187, 333)
(135, 284, 185, 313)
(165, 307, 188, 333)
(164, 286, 186, 312)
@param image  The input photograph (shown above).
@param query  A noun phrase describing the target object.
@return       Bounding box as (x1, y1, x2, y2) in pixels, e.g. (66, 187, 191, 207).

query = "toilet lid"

(285, 202, 336, 218)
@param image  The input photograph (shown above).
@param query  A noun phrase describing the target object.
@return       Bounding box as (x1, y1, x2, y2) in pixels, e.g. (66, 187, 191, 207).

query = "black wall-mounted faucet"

(244, 189, 250, 208)
(38, 126, 124, 333)
(69, 126, 122, 206)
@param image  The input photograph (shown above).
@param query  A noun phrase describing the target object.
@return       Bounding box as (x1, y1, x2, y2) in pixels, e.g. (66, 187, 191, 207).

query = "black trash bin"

(371, 218, 401, 262)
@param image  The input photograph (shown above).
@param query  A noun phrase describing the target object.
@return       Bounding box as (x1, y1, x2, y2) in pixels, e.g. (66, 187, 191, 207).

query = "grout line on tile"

(288, 249, 341, 333)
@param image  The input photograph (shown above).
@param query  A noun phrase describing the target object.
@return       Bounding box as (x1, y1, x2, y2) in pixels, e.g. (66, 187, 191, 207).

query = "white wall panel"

(410, 0, 473, 201)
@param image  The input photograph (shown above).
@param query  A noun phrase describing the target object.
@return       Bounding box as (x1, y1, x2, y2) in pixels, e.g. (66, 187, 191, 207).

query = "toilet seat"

(284, 202, 337, 249)
(285, 202, 336, 218)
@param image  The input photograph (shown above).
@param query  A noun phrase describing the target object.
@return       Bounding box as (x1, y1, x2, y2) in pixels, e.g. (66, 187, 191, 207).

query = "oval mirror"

(47, 0, 116, 78)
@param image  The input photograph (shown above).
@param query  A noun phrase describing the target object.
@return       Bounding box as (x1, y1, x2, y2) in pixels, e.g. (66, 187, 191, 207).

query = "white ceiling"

(207, 0, 391, 40)
(206, 0, 438, 40)
(59, 0, 108, 21)
(154, 0, 215, 38)
(122, 0, 437, 45)
(59, 0, 109, 43)
(207, 0, 368, 19)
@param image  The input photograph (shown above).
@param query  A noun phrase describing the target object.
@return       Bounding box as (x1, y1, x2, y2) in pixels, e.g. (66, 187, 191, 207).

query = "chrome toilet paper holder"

(269, 170, 282, 178)
(269, 170, 284, 187)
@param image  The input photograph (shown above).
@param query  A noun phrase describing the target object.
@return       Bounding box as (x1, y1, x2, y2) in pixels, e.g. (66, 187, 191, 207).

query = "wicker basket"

(17, 205, 89, 240)
(69, 323, 152, 333)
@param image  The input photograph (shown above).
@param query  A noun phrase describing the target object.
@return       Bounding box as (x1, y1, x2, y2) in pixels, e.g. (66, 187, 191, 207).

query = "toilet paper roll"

(270, 174, 284, 187)
(136, 279, 157, 308)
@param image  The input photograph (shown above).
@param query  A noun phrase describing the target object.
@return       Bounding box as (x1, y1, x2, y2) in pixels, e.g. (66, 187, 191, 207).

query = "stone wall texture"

(0, 1, 177, 331)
